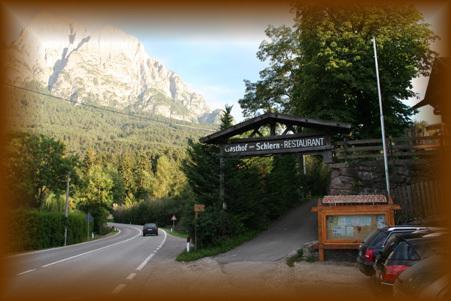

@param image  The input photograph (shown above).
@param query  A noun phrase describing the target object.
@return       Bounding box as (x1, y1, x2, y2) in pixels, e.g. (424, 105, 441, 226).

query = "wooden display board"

(311, 195, 400, 261)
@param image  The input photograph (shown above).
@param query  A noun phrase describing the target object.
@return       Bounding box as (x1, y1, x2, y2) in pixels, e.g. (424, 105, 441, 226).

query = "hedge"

(9, 209, 91, 252)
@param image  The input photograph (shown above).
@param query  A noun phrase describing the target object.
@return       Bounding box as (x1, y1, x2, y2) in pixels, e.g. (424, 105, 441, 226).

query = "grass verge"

(286, 249, 304, 267)
(176, 231, 259, 262)
(161, 227, 188, 239)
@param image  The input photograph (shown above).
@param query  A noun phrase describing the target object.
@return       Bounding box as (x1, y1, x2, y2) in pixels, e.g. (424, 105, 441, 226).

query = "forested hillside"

(6, 83, 216, 156)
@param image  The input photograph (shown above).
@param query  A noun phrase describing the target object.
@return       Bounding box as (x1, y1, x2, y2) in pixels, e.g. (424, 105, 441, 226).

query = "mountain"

(5, 14, 220, 124)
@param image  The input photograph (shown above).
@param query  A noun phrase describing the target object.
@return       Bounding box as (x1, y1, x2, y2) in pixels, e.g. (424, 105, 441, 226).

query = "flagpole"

(372, 37, 390, 196)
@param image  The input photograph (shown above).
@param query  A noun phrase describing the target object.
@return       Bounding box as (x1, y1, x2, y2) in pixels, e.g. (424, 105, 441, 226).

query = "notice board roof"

(321, 194, 388, 205)
(200, 112, 351, 144)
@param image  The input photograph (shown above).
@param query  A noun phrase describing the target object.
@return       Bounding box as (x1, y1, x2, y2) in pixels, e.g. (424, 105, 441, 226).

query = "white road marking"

(126, 273, 136, 280)
(16, 269, 36, 276)
(135, 229, 167, 271)
(112, 283, 126, 294)
(41, 227, 141, 268)
(136, 254, 154, 271)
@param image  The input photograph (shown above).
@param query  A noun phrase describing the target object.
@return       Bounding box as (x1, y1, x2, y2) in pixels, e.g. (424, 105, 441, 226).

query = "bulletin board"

(326, 214, 386, 241)
(311, 195, 400, 261)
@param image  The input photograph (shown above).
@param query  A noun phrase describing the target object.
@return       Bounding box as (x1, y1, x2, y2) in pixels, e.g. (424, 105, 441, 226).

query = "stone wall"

(328, 159, 437, 195)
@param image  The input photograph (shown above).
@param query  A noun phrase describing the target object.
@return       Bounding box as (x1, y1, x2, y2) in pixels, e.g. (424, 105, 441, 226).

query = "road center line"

(112, 283, 126, 294)
(126, 273, 136, 280)
(136, 229, 167, 271)
(41, 227, 141, 268)
(16, 269, 36, 276)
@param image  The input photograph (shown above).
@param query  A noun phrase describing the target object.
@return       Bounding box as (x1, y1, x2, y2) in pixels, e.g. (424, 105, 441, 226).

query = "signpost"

(193, 204, 205, 250)
(221, 135, 331, 157)
(194, 204, 205, 213)
(171, 214, 177, 232)
(199, 113, 351, 212)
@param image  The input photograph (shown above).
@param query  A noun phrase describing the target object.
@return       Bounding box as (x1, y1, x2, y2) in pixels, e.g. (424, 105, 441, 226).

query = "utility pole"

(64, 173, 71, 246)
(372, 37, 391, 196)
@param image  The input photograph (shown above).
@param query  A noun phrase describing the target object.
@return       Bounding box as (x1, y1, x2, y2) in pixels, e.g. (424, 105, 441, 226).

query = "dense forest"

(6, 82, 215, 155)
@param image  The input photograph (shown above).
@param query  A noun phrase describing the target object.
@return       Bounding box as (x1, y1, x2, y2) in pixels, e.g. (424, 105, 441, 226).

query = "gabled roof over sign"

(322, 194, 388, 205)
(200, 112, 351, 144)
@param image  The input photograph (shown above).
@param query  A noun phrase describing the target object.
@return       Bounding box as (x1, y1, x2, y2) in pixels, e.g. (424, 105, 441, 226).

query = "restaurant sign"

(222, 135, 331, 156)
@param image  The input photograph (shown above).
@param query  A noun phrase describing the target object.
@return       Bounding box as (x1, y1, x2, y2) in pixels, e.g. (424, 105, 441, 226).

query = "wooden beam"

(282, 125, 295, 135)
(270, 122, 276, 136)
(200, 112, 351, 144)
(250, 127, 263, 138)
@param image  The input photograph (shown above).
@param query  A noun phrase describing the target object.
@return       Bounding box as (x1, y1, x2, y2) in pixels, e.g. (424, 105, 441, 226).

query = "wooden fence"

(391, 181, 445, 223)
(334, 135, 445, 162)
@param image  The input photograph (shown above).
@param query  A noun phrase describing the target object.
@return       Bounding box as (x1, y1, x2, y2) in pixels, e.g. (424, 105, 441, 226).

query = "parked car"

(376, 232, 446, 286)
(394, 255, 448, 299)
(373, 230, 432, 278)
(357, 226, 429, 276)
(142, 223, 159, 236)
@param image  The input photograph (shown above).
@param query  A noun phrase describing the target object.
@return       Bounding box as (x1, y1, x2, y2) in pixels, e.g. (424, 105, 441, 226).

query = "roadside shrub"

(194, 207, 245, 248)
(9, 209, 89, 252)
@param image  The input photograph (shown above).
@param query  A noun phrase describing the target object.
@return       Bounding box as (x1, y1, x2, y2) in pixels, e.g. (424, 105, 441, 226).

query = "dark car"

(357, 226, 428, 276)
(142, 223, 158, 236)
(373, 230, 433, 280)
(377, 232, 446, 286)
(394, 255, 448, 298)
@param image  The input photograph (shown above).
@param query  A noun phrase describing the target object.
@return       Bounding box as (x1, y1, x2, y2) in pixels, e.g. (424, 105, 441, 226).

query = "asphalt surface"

(2, 223, 186, 300)
(214, 199, 318, 263)
(2, 201, 320, 298)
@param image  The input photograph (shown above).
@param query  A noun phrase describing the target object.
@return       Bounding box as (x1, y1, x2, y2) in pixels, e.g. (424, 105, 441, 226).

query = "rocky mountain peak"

(6, 13, 219, 124)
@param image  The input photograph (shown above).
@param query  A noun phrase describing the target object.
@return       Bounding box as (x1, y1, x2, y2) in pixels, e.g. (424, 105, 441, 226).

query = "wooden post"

(219, 147, 226, 210)
(270, 122, 276, 136)
(194, 212, 198, 250)
(317, 203, 325, 261)
(319, 245, 325, 261)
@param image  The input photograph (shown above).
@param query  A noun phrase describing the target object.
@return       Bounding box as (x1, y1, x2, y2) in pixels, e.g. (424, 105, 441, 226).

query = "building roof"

(412, 57, 448, 114)
(200, 112, 351, 144)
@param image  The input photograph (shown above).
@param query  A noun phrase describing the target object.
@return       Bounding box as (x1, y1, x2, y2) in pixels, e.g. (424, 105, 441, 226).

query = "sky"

(119, 2, 448, 123)
(4, 2, 448, 124)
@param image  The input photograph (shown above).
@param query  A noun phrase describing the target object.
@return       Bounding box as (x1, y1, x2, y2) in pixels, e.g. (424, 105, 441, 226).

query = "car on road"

(376, 232, 446, 286)
(393, 255, 448, 299)
(357, 226, 429, 276)
(143, 223, 159, 236)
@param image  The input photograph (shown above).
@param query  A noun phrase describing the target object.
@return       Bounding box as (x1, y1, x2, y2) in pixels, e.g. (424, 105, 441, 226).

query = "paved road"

(2, 201, 319, 298)
(2, 223, 186, 300)
(215, 199, 318, 263)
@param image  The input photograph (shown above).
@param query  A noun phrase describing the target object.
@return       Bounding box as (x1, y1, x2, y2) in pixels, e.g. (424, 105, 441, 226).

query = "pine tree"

(220, 105, 234, 130)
